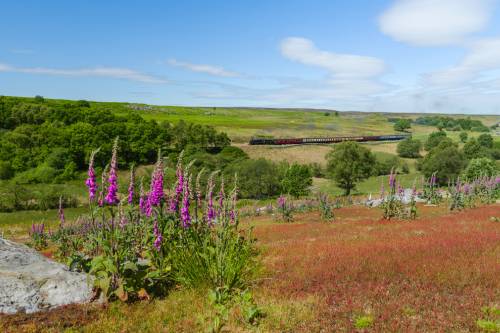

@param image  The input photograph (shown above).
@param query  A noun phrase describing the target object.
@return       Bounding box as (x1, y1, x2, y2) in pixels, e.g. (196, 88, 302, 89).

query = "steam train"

(249, 134, 409, 145)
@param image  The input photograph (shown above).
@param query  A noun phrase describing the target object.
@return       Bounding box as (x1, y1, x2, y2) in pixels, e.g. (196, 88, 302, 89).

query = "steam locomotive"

(249, 134, 409, 145)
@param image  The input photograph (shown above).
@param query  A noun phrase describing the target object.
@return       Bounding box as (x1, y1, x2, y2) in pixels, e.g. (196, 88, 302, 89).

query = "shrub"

(424, 131, 447, 151)
(459, 131, 468, 143)
(224, 158, 281, 199)
(326, 141, 376, 195)
(0, 160, 14, 180)
(393, 118, 411, 132)
(463, 158, 497, 181)
(421, 141, 466, 185)
(463, 138, 490, 159)
(397, 137, 422, 158)
(374, 153, 402, 175)
(477, 133, 494, 148)
(280, 163, 312, 198)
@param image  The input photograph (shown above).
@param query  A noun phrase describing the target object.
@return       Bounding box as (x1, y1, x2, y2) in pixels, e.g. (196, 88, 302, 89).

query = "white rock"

(0, 237, 94, 314)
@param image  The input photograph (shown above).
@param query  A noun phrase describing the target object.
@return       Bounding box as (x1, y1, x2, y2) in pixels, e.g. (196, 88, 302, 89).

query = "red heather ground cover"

(253, 204, 500, 332)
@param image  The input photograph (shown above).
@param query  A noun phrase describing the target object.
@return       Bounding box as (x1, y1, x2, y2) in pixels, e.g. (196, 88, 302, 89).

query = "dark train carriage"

(249, 134, 409, 145)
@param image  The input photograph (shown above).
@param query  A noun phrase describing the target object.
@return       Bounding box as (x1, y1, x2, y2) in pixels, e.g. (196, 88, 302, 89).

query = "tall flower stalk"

(128, 165, 135, 205)
(85, 148, 100, 201)
(105, 138, 119, 205)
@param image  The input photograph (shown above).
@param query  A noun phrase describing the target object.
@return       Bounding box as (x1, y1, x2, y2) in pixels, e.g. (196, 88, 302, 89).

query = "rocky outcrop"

(0, 237, 93, 314)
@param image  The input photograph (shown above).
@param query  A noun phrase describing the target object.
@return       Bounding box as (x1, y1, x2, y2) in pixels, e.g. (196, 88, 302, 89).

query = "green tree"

(459, 131, 468, 143)
(326, 141, 376, 195)
(397, 137, 422, 158)
(280, 163, 312, 198)
(424, 131, 448, 151)
(463, 138, 490, 159)
(477, 133, 493, 148)
(224, 158, 281, 199)
(394, 119, 411, 132)
(0, 161, 14, 180)
(421, 141, 466, 185)
(463, 158, 497, 180)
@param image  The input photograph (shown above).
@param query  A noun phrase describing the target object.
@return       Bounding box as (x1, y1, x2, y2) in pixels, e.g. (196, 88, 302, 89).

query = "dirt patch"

(0, 304, 101, 333)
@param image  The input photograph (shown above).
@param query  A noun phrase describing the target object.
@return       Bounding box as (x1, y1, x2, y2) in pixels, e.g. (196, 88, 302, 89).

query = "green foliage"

(354, 314, 374, 329)
(374, 153, 404, 175)
(421, 141, 466, 185)
(463, 158, 497, 180)
(280, 163, 312, 198)
(0, 161, 14, 180)
(318, 193, 334, 221)
(459, 131, 468, 143)
(0, 96, 230, 181)
(397, 137, 422, 158)
(476, 306, 500, 333)
(478, 133, 494, 148)
(393, 118, 411, 132)
(326, 142, 376, 195)
(224, 158, 281, 199)
(424, 131, 448, 151)
(415, 116, 489, 132)
(463, 138, 491, 159)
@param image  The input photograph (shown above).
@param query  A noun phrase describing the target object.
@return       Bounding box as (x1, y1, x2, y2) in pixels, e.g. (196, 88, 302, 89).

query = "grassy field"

(2, 203, 499, 332)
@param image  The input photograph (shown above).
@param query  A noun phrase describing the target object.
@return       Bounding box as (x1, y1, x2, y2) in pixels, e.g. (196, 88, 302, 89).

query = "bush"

(0, 160, 14, 179)
(397, 137, 422, 158)
(374, 154, 402, 176)
(463, 158, 497, 180)
(424, 131, 448, 151)
(421, 141, 466, 185)
(13, 164, 59, 184)
(459, 131, 468, 143)
(224, 158, 281, 199)
(393, 119, 411, 132)
(280, 163, 312, 198)
(477, 133, 494, 148)
(463, 138, 490, 160)
(326, 141, 376, 195)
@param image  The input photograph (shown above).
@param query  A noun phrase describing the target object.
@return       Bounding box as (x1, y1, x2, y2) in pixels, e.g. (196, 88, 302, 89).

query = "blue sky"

(1, 0, 500, 114)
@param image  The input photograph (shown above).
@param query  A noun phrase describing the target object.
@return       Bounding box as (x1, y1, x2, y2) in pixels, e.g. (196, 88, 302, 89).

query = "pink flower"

(181, 182, 191, 228)
(128, 166, 135, 205)
(105, 138, 119, 205)
(153, 219, 162, 251)
(85, 150, 99, 201)
(58, 196, 65, 227)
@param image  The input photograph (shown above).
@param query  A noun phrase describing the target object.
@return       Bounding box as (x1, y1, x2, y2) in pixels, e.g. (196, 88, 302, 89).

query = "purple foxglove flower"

(153, 219, 162, 251)
(181, 182, 191, 228)
(206, 182, 216, 225)
(105, 138, 119, 205)
(148, 159, 164, 207)
(85, 150, 98, 201)
(128, 166, 135, 205)
(388, 169, 396, 190)
(278, 195, 286, 209)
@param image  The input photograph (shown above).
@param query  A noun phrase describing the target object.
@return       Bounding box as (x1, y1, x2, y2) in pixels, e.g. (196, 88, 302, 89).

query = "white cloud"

(379, 0, 494, 46)
(280, 37, 385, 78)
(0, 63, 166, 83)
(277, 37, 387, 100)
(426, 38, 500, 85)
(168, 58, 239, 77)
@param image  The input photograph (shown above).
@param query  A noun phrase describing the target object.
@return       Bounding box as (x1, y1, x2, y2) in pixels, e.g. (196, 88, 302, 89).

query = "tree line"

(0, 96, 230, 183)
